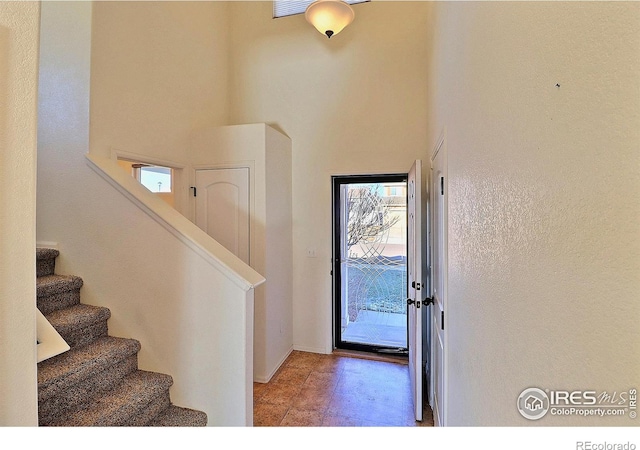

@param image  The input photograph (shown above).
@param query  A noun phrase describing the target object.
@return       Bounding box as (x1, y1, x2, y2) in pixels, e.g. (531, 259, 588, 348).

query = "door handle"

(407, 298, 421, 308)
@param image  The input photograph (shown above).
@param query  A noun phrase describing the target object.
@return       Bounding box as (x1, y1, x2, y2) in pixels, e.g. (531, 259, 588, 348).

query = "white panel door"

(407, 159, 423, 422)
(195, 168, 250, 265)
(430, 142, 447, 427)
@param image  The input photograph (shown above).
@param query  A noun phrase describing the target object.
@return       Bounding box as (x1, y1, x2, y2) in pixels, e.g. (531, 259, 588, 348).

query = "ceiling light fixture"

(305, 0, 355, 39)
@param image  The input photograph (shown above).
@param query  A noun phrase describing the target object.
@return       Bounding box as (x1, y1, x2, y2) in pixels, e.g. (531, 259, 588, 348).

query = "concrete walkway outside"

(342, 310, 407, 348)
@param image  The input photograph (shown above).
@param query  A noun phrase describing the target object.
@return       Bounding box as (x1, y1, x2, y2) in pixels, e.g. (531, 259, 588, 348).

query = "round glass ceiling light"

(305, 0, 355, 39)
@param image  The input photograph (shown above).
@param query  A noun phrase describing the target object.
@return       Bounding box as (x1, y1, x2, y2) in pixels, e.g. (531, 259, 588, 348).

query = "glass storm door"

(333, 175, 408, 353)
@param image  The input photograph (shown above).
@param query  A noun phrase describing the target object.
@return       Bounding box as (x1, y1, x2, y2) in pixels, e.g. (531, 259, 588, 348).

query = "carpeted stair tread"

(45, 304, 111, 331)
(37, 247, 60, 261)
(37, 274, 83, 297)
(36, 248, 60, 277)
(44, 304, 111, 348)
(149, 405, 208, 427)
(38, 355, 139, 426)
(37, 274, 84, 314)
(46, 370, 173, 426)
(38, 336, 141, 402)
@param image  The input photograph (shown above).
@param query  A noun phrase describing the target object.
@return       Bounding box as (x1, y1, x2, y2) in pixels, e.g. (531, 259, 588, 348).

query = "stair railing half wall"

(84, 153, 265, 426)
(85, 153, 265, 292)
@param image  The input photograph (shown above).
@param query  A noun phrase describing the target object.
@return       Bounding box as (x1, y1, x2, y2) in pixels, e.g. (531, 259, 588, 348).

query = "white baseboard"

(36, 241, 59, 249)
(254, 346, 294, 384)
(292, 344, 331, 355)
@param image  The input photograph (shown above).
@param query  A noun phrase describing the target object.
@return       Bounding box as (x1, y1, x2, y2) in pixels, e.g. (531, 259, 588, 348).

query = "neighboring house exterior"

(2, 0, 638, 428)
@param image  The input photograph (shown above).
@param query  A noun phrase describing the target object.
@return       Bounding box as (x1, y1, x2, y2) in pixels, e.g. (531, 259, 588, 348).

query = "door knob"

(407, 298, 421, 308)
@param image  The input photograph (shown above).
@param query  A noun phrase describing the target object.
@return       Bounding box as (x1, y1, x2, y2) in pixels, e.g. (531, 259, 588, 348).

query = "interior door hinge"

(440, 177, 444, 196)
(441, 311, 445, 330)
(190, 186, 197, 197)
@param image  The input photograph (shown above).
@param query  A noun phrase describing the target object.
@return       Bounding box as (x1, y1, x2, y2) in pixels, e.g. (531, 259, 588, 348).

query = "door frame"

(331, 173, 409, 354)
(429, 131, 448, 426)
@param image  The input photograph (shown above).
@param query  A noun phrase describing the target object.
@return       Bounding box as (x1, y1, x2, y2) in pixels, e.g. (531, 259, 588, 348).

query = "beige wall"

(0, 0, 40, 426)
(90, 1, 231, 163)
(228, 1, 431, 353)
(427, 2, 640, 425)
(37, 0, 93, 252)
(190, 124, 294, 383)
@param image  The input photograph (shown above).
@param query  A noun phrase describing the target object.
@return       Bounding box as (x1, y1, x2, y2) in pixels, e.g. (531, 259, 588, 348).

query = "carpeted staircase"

(36, 247, 207, 426)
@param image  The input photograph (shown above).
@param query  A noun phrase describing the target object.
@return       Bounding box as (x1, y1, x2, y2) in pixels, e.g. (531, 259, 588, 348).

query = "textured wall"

(427, 1, 640, 425)
(0, 0, 40, 426)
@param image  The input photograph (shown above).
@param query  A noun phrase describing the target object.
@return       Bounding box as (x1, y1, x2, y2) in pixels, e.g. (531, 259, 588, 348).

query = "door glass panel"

(337, 180, 408, 350)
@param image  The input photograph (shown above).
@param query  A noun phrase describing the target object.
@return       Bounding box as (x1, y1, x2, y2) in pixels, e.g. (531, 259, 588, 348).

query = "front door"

(407, 159, 424, 422)
(332, 164, 425, 422)
(332, 175, 409, 354)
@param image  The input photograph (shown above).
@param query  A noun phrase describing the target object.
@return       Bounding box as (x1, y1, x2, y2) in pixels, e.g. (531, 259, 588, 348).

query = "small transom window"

(273, 0, 368, 19)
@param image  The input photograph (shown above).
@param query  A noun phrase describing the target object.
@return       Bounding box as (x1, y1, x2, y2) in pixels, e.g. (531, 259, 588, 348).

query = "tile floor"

(253, 350, 434, 427)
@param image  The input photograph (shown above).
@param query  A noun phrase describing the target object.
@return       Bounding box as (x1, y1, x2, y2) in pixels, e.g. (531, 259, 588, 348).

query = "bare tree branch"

(347, 186, 400, 249)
